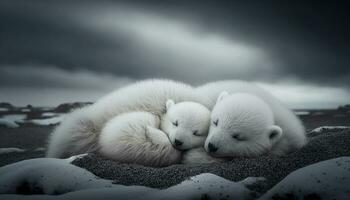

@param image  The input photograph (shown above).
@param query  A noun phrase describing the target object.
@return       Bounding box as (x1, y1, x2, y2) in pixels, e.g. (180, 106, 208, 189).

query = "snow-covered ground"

(0, 114, 26, 123)
(0, 114, 26, 128)
(0, 113, 65, 127)
(0, 108, 9, 112)
(29, 115, 65, 126)
(0, 156, 349, 200)
(41, 112, 57, 117)
(310, 126, 350, 133)
(294, 111, 310, 115)
(0, 148, 26, 154)
(0, 119, 19, 128)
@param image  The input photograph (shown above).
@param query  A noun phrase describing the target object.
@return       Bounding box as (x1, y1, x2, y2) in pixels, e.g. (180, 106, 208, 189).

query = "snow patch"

(65, 154, 89, 163)
(33, 147, 46, 152)
(0, 108, 9, 112)
(29, 115, 65, 125)
(0, 113, 64, 126)
(149, 173, 258, 200)
(0, 148, 26, 154)
(21, 109, 31, 112)
(41, 107, 53, 111)
(0, 158, 116, 195)
(0, 114, 26, 124)
(294, 111, 310, 115)
(0, 119, 19, 128)
(41, 112, 57, 117)
(310, 126, 350, 133)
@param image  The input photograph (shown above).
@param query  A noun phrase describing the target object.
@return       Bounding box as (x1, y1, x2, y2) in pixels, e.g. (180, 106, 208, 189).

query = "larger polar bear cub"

(99, 100, 210, 167)
(195, 80, 307, 157)
(46, 79, 204, 158)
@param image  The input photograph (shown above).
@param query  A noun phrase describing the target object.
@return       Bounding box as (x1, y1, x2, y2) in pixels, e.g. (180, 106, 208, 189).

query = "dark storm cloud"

(0, 0, 349, 88)
(0, 66, 132, 89)
(0, 1, 140, 78)
(124, 0, 350, 86)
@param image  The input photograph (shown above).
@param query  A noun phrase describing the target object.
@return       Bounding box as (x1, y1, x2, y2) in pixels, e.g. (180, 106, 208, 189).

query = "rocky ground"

(72, 128, 350, 193)
(0, 103, 350, 195)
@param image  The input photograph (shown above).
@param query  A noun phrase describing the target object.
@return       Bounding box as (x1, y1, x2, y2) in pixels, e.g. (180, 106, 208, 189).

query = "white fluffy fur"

(161, 101, 211, 151)
(99, 100, 210, 167)
(195, 80, 307, 157)
(46, 79, 208, 161)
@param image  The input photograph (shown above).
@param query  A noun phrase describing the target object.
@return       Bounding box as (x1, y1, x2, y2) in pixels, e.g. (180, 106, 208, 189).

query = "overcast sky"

(0, 0, 349, 108)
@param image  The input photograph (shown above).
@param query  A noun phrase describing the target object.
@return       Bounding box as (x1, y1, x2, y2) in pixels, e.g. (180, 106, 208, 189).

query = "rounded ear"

(216, 91, 229, 103)
(266, 125, 283, 144)
(166, 99, 175, 112)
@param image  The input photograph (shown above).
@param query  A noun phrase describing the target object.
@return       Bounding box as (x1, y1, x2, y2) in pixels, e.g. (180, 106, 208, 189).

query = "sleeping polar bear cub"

(193, 80, 307, 158)
(99, 100, 210, 167)
(205, 92, 307, 157)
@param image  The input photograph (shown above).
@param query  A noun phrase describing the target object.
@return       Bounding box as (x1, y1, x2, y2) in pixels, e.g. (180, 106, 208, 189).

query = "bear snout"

(174, 139, 183, 146)
(208, 142, 218, 153)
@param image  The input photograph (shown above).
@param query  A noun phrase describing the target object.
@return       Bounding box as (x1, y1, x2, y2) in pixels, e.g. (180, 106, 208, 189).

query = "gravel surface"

(0, 125, 52, 167)
(72, 129, 350, 193)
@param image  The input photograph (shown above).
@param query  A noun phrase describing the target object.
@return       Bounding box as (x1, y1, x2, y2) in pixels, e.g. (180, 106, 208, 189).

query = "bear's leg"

(146, 126, 171, 146)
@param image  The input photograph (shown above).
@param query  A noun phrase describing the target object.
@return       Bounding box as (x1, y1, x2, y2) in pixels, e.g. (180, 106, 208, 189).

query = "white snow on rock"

(0, 157, 260, 200)
(294, 111, 310, 115)
(0, 114, 26, 124)
(0, 148, 26, 154)
(310, 126, 350, 133)
(21, 109, 31, 112)
(41, 112, 56, 117)
(0, 108, 9, 112)
(33, 147, 46, 152)
(3, 156, 349, 200)
(148, 173, 260, 200)
(0, 157, 116, 195)
(65, 154, 89, 163)
(259, 157, 350, 200)
(0, 113, 65, 126)
(29, 115, 65, 126)
(0, 119, 19, 128)
(41, 107, 53, 111)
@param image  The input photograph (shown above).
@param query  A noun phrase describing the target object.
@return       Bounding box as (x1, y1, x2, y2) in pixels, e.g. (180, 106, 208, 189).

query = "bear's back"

(91, 79, 198, 124)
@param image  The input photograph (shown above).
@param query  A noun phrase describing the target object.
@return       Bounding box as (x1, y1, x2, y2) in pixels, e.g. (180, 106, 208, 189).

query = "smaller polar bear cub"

(205, 92, 307, 157)
(99, 100, 210, 167)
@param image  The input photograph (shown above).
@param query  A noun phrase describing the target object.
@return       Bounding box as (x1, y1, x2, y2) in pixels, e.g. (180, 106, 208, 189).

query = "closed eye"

(172, 120, 178, 127)
(232, 134, 246, 141)
(193, 130, 199, 136)
(213, 119, 219, 126)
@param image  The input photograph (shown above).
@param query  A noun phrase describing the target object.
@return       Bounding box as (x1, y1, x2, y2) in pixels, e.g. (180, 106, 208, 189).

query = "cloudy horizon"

(1, 0, 349, 109)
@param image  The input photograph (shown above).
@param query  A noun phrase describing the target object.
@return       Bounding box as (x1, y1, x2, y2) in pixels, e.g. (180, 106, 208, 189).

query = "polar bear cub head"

(204, 92, 283, 157)
(161, 100, 211, 150)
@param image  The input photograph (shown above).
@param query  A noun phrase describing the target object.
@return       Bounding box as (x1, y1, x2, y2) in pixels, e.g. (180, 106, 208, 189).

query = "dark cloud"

(1, 0, 349, 85)
(0, 0, 349, 107)
(0, 2, 130, 75)
(127, 0, 350, 86)
(0, 66, 132, 89)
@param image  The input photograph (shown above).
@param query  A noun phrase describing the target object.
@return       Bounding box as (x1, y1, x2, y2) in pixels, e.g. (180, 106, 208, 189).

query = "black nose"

(208, 143, 218, 153)
(174, 139, 183, 146)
